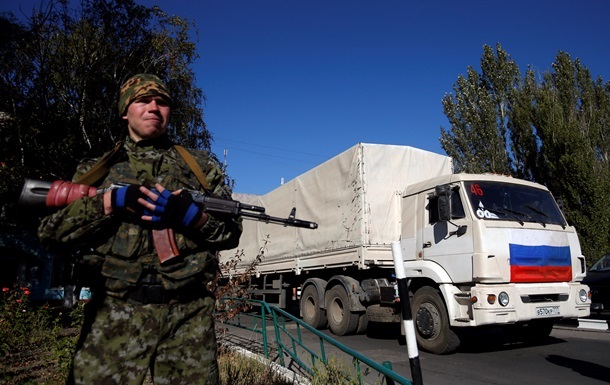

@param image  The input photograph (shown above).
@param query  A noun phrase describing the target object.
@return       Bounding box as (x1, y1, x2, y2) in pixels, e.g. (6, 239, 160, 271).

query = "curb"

(577, 318, 610, 331)
(220, 343, 311, 385)
(555, 317, 610, 332)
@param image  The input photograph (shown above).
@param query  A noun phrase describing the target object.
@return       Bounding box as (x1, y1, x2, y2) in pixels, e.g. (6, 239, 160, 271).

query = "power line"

(213, 136, 325, 158)
(220, 145, 321, 165)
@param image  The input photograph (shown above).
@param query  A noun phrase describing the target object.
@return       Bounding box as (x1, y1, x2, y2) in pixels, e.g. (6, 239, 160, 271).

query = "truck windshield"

(464, 181, 567, 227)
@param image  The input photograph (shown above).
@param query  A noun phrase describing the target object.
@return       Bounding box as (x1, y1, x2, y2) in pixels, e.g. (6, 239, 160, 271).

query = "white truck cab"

(399, 174, 590, 352)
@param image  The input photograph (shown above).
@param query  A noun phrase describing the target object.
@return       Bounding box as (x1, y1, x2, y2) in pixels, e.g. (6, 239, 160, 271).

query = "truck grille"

(520, 294, 569, 303)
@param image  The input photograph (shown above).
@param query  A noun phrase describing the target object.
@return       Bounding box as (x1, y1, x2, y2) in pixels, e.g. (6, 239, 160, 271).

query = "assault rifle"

(19, 179, 317, 263)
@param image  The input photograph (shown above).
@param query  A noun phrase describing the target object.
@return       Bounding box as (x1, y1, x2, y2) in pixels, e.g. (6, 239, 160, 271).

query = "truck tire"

(301, 284, 327, 329)
(355, 313, 369, 334)
(411, 286, 460, 354)
(326, 285, 359, 336)
(366, 304, 401, 323)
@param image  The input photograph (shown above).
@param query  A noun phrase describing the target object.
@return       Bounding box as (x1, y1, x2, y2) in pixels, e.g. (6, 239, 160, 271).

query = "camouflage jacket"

(38, 135, 242, 295)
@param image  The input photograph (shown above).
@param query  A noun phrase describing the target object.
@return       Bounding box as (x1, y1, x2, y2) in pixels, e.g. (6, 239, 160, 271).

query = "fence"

(218, 298, 413, 385)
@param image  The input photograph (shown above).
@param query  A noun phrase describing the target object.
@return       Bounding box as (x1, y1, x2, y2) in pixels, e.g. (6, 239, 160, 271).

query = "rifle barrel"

(241, 212, 318, 229)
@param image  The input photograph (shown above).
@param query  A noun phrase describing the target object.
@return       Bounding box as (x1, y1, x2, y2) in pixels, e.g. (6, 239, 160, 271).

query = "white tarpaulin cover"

(220, 143, 452, 269)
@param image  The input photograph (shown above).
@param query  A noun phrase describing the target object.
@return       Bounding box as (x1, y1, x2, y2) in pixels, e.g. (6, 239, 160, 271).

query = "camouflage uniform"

(39, 75, 242, 385)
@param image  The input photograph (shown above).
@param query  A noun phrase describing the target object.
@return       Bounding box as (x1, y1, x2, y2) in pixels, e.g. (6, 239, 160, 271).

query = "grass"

(217, 347, 297, 385)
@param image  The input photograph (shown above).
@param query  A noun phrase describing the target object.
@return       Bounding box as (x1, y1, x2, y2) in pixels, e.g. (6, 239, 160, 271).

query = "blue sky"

(3, 1, 610, 195)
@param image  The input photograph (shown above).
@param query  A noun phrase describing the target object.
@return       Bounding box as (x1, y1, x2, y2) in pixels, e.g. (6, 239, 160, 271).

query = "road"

(336, 322, 610, 385)
(221, 319, 610, 385)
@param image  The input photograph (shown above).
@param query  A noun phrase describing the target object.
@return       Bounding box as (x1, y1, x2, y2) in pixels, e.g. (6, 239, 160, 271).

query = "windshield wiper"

(502, 207, 548, 228)
(504, 207, 550, 228)
(485, 207, 524, 226)
(525, 205, 548, 218)
(523, 205, 550, 227)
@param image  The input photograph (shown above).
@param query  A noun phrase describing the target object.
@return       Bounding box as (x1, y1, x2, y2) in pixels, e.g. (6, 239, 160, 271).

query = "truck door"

(420, 186, 475, 283)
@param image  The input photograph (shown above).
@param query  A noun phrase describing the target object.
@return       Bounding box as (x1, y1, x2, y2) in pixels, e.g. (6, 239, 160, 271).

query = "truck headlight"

(498, 291, 509, 307)
(578, 289, 588, 303)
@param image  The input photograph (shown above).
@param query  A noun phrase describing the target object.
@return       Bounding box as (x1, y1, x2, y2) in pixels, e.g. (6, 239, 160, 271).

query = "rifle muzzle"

(19, 179, 98, 207)
(19, 179, 54, 206)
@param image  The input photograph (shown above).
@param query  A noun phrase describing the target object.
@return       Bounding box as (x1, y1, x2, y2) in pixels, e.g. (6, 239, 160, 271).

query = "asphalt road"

(343, 322, 610, 385)
(221, 318, 610, 385)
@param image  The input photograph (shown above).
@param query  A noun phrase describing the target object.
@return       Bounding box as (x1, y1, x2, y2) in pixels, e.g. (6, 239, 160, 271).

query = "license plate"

(536, 306, 560, 317)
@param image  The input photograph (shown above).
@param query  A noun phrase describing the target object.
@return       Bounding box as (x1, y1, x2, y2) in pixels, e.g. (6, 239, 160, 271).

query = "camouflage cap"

(118, 74, 172, 116)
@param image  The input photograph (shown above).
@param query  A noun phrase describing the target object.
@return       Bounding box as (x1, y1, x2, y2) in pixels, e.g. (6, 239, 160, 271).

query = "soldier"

(38, 74, 242, 385)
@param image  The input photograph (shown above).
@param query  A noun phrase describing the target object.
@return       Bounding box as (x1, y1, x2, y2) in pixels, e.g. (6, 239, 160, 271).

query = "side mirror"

(434, 184, 468, 238)
(455, 225, 467, 237)
(435, 184, 452, 222)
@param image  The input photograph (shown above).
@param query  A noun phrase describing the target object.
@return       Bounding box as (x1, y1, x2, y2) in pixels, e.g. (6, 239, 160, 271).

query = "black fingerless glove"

(110, 185, 147, 215)
(148, 189, 202, 229)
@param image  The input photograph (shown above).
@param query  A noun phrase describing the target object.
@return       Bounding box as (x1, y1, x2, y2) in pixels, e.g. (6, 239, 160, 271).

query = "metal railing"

(218, 298, 413, 385)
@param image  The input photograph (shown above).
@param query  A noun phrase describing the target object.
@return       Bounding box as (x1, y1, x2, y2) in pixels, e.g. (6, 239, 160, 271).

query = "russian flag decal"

(509, 244, 572, 282)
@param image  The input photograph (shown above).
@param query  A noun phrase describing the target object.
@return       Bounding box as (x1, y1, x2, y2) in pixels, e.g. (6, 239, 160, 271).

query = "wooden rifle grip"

(153, 228, 180, 264)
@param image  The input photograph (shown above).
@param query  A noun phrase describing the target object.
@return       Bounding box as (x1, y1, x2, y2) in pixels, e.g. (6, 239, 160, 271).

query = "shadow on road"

(366, 321, 403, 340)
(546, 354, 610, 384)
(364, 321, 569, 354)
(456, 326, 566, 353)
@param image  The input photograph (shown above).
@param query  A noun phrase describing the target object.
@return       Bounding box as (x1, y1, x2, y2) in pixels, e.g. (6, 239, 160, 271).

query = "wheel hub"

(416, 304, 436, 337)
(330, 299, 345, 323)
(304, 297, 315, 319)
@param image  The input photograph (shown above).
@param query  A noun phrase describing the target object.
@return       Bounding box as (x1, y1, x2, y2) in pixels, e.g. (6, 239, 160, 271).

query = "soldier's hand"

(141, 184, 208, 229)
(104, 185, 148, 216)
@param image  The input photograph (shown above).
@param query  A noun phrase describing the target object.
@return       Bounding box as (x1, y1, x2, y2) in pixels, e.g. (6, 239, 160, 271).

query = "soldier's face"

(124, 96, 170, 142)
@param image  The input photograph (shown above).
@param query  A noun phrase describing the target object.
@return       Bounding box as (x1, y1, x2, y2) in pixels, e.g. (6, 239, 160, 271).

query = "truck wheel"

(355, 313, 369, 334)
(411, 286, 460, 354)
(301, 285, 327, 329)
(326, 285, 359, 336)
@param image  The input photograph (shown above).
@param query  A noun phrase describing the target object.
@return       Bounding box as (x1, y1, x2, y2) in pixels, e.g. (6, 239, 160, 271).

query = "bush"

(217, 347, 296, 385)
(0, 286, 81, 384)
(310, 356, 370, 385)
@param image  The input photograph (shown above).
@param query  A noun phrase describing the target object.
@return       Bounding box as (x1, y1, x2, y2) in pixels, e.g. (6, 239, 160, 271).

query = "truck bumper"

(448, 282, 590, 327)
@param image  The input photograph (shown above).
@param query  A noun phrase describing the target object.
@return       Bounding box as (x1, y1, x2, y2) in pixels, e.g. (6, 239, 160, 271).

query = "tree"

(440, 45, 610, 262)
(506, 68, 539, 181)
(0, 0, 212, 226)
(530, 52, 610, 261)
(440, 44, 519, 175)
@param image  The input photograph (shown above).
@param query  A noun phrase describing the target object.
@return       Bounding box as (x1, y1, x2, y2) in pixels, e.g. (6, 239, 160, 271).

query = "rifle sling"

(173, 145, 210, 190)
(74, 142, 210, 191)
(75, 142, 124, 185)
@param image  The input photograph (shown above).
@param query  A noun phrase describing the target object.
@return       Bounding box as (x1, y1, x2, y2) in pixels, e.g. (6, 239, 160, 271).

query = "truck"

(220, 142, 591, 354)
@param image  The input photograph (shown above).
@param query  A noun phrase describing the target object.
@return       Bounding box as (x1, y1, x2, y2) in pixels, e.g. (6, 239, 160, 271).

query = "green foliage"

(531, 53, 610, 262)
(311, 356, 371, 385)
(218, 347, 295, 385)
(441, 44, 519, 174)
(441, 44, 610, 262)
(0, 0, 211, 227)
(0, 286, 80, 384)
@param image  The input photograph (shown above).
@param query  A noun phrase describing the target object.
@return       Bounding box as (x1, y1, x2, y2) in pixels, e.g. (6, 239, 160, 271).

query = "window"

(428, 187, 465, 224)
(464, 181, 566, 226)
